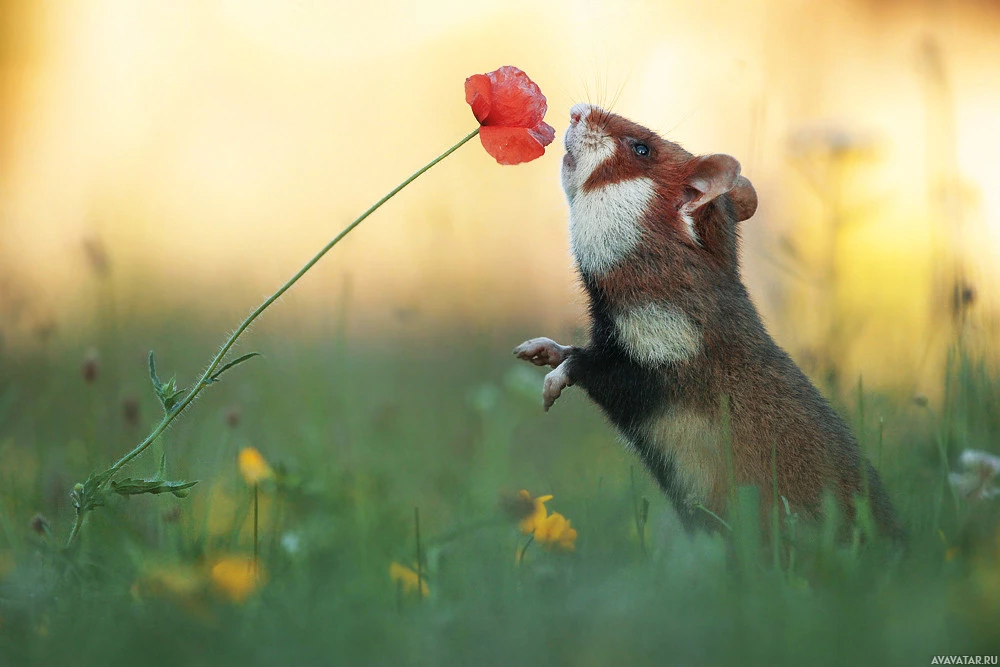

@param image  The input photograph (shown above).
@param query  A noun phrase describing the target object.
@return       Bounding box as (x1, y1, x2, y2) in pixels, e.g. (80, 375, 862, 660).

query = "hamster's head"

(561, 103, 757, 277)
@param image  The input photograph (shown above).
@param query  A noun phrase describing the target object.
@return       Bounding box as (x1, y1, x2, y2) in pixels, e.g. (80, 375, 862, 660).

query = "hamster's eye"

(632, 142, 650, 157)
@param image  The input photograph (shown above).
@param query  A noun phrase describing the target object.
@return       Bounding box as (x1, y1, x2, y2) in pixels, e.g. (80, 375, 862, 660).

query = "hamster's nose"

(569, 103, 593, 126)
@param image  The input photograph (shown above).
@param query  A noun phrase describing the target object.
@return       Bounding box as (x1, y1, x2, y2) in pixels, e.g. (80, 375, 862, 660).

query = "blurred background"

(2, 3, 1000, 662)
(1, 0, 999, 393)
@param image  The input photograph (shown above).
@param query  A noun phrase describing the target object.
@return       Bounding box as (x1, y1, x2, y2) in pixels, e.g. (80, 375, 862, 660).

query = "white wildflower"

(949, 449, 1000, 501)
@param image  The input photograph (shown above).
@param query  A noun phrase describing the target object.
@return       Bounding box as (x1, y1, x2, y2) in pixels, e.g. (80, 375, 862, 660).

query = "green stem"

(65, 510, 86, 550)
(694, 503, 732, 532)
(414, 507, 423, 602)
(64, 127, 481, 549)
(517, 533, 535, 565)
(253, 484, 260, 576)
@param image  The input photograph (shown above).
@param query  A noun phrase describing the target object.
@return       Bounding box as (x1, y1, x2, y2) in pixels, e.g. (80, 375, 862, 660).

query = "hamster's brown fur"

(514, 105, 903, 539)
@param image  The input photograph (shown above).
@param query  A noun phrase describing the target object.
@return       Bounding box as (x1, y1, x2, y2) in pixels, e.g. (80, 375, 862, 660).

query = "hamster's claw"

(513, 337, 571, 368)
(543, 360, 573, 412)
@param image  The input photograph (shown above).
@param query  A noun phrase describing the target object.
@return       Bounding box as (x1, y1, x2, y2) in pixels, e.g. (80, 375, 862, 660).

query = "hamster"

(514, 103, 902, 538)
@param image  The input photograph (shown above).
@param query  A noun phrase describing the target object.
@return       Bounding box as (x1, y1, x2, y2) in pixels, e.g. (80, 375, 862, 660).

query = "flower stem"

(65, 510, 86, 550)
(414, 507, 423, 602)
(252, 484, 260, 578)
(64, 127, 481, 550)
(517, 534, 535, 566)
(694, 503, 732, 532)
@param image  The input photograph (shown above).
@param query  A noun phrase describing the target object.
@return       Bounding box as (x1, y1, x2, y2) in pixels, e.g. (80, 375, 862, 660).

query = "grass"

(0, 322, 998, 666)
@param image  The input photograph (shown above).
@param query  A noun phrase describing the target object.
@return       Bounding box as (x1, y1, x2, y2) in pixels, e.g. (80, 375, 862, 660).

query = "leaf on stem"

(110, 478, 199, 499)
(206, 352, 261, 384)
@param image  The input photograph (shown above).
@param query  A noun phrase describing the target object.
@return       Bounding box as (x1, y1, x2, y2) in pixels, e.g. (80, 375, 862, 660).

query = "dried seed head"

(122, 395, 140, 427)
(81, 348, 100, 384)
(82, 237, 111, 278)
(33, 318, 57, 343)
(953, 281, 977, 314)
(30, 513, 50, 537)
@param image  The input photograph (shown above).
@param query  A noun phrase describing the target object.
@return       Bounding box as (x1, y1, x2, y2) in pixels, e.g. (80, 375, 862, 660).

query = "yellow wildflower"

(191, 479, 273, 541)
(133, 563, 205, 600)
(516, 490, 553, 535)
(238, 447, 274, 486)
(534, 511, 578, 552)
(211, 556, 265, 603)
(131, 561, 212, 619)
(389, 562, 429, 598)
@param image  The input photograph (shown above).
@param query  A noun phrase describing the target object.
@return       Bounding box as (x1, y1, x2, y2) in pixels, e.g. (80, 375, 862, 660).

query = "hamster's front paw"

(513, 337, 571, 368)
(542, 360, 573, 412)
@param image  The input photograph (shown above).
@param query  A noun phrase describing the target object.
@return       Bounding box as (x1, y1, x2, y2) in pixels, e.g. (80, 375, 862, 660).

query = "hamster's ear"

(679, 154, 741, 216)
(729, 175, 758, 222)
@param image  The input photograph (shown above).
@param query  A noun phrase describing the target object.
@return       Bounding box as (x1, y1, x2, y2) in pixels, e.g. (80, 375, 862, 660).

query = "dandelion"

(534, 511, 578, 552)
(949, 449, 1000, 501)
(389, 562, 429, 598)
(511, 489, 553, 535)
(238, 447, 274, 486)
(211, 556, 264, 603)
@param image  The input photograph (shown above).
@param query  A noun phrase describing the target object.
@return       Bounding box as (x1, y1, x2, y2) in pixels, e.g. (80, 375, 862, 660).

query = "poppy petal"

(479, 126, 547, 165)
(480, 66, 547, 129)
(464, 74, 493, 124)
(528, 121, 556, 148)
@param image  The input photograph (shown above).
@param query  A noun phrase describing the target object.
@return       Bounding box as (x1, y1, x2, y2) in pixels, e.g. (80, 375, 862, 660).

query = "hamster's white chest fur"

(568, 178, 655, 276)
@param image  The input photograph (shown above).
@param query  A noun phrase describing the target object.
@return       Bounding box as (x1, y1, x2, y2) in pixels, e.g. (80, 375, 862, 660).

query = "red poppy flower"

(465, 66, 556, 165)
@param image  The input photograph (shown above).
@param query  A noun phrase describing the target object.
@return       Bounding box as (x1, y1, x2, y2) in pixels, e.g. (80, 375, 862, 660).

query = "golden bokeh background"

(2, 0, 999, 395)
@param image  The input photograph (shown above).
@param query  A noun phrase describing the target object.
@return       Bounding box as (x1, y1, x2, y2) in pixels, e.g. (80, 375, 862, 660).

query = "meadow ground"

(0, 322, 998, 666)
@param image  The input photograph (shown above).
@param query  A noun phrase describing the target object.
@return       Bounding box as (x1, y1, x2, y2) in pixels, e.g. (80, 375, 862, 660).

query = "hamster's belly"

(633, 407, 726, 509)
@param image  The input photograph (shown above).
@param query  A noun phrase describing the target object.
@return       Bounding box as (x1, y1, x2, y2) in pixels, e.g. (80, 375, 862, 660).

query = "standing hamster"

(514, 104, 902, 538)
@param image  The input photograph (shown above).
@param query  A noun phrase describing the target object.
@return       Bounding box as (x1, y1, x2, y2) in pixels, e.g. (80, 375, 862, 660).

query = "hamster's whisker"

(607, 78, 628, 115)
(599, 108, 612, 134)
